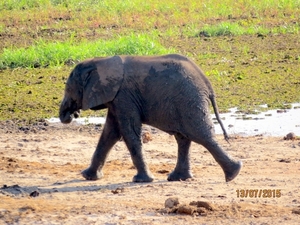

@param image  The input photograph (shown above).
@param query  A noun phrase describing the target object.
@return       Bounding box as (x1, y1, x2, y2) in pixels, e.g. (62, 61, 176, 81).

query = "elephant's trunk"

(59, 101, 73, 124)
(59, 111, 73, 124)
(59, 97, 80, 124)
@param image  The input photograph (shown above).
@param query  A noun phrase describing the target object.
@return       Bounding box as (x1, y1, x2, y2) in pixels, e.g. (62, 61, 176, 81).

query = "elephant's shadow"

(0, 179, 168, 196)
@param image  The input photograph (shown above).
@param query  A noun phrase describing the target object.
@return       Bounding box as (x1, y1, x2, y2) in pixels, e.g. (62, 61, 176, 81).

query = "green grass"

(2, 0, 300, 16)
(0, 34, 174, 69)
(198, 21, 299, 37)
(1, 21, 299, 69)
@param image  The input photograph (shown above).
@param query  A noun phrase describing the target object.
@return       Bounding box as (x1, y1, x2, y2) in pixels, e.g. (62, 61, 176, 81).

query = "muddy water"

(214, 103, 300, 137)
(48, 103, 300, 137)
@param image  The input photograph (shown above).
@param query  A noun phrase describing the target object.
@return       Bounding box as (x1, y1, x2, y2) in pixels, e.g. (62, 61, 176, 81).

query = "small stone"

(278, 159, 291, 163)
(111, 187, 124, 194)
(292, 208, 300, 215)
(30, 190, 40, 197)
(157, 169, 169, 174)
(277, 109, 286, 113)
(284, 132, 296, 140)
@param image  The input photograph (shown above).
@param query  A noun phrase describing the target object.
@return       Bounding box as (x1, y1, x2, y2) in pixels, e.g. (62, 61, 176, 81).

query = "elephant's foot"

(224, 160, 242, 182)
(167, 170, 193, 181)
(81, 168, 103, 181)
(132, 173, 154, 182)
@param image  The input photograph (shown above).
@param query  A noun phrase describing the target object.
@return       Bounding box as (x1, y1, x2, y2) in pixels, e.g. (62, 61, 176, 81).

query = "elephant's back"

(121, 55, 215, 136)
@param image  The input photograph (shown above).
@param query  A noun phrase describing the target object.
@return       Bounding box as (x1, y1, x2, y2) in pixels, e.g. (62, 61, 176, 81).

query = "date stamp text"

(236, 189, 281, 198)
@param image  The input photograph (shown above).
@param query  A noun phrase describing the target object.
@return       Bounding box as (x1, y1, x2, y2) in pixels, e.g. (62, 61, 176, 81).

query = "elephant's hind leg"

(186, 112, 242, 182)
(168, 133, 193, 181)
(82, 110, 121, 180)
(199, 138, 242, 182)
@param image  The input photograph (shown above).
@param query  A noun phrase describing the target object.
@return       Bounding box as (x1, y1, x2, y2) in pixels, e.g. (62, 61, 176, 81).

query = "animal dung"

(142, 132, 152, 143)
(162, 198, 215, 216)
(189, 201, 214, 211)
(165, 197, 179, 208)
(177, 205, 197, 215)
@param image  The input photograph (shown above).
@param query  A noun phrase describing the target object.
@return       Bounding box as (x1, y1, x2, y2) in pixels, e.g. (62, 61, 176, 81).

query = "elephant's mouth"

(73, 110, 80, 118)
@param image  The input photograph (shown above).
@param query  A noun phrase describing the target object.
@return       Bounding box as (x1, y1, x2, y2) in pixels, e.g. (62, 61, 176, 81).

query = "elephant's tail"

(210, 95, 230, 142)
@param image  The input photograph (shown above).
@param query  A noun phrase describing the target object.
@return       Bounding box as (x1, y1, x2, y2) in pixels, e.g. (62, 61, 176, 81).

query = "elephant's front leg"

(82, 111, 121, 180)
(122, 131, 154, 182)
(168, 133, 193, 181)
(118, 120, 154, 182)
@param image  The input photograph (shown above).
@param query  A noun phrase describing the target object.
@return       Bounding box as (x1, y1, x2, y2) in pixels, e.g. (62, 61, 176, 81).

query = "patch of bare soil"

(0, 123, 300, 224)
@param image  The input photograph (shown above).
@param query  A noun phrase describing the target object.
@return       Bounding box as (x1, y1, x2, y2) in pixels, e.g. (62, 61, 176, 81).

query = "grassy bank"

(0, 34, 173, 69)
(0, 0, 299, 122)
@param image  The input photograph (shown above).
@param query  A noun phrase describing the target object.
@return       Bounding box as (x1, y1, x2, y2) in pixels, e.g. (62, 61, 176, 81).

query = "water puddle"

(214, 103, 300, 137)
(48, 103, 300, 137)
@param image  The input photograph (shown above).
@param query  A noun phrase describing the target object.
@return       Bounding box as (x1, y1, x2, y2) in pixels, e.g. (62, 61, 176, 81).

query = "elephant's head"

(59, 56, 124, 124)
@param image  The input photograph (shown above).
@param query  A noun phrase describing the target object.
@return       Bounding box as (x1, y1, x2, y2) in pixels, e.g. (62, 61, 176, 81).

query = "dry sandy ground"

(0, 122, 300, 225)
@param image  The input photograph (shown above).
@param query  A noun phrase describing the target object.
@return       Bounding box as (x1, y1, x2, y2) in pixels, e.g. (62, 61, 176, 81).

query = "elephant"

(59, 54, 242, 182)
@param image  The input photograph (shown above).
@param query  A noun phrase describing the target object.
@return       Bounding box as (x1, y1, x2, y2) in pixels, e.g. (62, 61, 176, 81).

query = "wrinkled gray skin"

(59, 54, 242, 182)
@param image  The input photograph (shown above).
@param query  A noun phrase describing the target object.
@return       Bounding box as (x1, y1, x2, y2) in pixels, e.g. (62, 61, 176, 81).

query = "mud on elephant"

(59, 54, 242, 182)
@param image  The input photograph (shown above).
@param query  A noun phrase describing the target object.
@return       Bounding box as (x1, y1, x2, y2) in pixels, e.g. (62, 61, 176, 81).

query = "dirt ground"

(0, 121, 300, 225)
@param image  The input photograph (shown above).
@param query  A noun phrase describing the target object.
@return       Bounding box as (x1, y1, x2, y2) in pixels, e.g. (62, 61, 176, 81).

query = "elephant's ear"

(81, 56, 124, 110)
